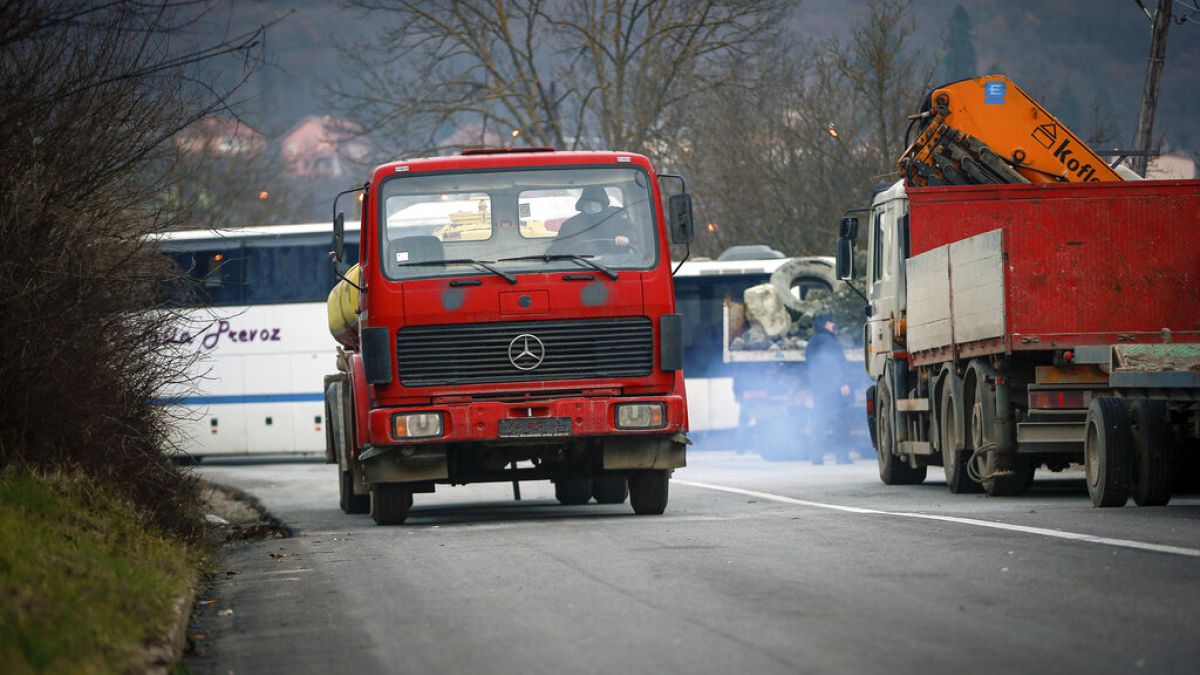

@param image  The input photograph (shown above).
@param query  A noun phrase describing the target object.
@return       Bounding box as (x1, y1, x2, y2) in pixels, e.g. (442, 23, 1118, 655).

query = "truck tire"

(555, 479, 592, 505)
(865, 384, 878, 452)
(339, 465, 369, 514)
(970, 391, 1033, 497)
(770, 258, 837, 315)
(983, 458, 1035, 497)
(1084, 397, 1133, 507)
(876, 380, 927, 485)
(628, 470, 669, 515)
(941, 388, 982, 494)
(1129, 400, 1172, 507)
(370, 483, 413, 525)
(592, 478, 629, 504)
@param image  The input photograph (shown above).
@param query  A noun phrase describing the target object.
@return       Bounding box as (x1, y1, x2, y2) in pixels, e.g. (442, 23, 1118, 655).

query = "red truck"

(837, 178, 1200, 506)
(323, 149, 694, 524)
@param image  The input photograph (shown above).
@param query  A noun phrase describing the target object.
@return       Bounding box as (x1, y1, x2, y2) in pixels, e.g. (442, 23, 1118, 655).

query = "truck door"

(865, 196, 908, 380)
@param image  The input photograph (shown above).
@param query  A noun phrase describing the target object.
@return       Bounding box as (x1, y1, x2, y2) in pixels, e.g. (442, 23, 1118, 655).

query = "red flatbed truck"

(323, 149, 695, 524)
(838, 178, 1200, 505)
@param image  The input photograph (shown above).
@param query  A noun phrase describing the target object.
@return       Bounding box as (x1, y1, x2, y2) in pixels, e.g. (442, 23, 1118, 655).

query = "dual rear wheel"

(1085, 397, 1171, 507)
(556, 476, 658, 512)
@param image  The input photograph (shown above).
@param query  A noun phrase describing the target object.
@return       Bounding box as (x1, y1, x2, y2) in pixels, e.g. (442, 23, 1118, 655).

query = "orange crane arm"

(899, 75, 1122, 186)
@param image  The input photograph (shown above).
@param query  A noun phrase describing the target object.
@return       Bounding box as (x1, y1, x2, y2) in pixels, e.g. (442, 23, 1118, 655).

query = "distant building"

(281, 115, 371, 177)
(176, 117, 266, 157)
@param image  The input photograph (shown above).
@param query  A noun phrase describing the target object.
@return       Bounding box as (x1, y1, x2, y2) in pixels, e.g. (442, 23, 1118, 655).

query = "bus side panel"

(291, 351, 330, 453)
(244, 354, 297, 453)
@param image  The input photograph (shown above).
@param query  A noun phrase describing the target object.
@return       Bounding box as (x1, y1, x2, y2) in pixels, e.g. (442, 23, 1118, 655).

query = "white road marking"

(676, 480, 1200, 559)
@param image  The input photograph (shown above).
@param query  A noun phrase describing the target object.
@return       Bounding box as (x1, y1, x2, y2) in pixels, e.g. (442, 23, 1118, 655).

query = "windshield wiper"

(394, 258, 517, 284)
(497, 253, 618, 280)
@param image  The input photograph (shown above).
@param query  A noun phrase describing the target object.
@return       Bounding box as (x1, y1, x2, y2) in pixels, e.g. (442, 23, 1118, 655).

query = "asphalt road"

(188, 447, 1200, 674)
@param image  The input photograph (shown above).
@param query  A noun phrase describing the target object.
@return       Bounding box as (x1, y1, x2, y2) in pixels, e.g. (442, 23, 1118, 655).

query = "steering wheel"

(567, 237, 641, 258)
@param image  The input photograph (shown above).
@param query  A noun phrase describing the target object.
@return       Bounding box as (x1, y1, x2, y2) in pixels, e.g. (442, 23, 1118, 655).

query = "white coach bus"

(157, 222, 361, 458)
(157, 223, 791, 457)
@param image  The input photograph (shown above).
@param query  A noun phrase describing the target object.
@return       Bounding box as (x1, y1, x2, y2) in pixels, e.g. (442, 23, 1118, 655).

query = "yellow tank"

(327, 263, 361, 346)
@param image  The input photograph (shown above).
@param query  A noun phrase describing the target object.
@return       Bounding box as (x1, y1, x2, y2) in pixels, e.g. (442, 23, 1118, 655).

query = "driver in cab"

(551, 185, 636, 254)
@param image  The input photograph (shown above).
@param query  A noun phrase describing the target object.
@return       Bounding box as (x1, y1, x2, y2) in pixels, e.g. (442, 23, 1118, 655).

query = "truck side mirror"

(836, 237, 854, 281)
(668, 193, 695, 245)
(332, 211, 346, 265)
(839, 216, 859, 240)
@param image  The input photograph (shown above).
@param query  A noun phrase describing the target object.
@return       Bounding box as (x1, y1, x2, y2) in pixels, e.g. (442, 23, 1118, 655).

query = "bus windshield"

(379, 166, 658, 280)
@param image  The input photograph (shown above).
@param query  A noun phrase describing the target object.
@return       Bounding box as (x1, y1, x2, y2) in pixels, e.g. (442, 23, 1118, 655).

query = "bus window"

(243, 234, 360, 305)
(161, 233, 360, 307)
(164, 245, 246, 306)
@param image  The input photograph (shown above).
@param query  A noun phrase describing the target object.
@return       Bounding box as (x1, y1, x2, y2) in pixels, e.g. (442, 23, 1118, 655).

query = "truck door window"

(872, 211, 884, 284)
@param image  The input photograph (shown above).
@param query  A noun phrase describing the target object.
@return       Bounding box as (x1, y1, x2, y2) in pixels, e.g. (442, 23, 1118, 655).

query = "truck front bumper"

(360, 395, 688, 483)
(367, 394, 687, 447)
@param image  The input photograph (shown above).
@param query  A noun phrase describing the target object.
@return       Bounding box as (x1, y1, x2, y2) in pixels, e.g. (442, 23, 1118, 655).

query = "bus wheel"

(1130, 400, 1172, 507)
(339, 464, 369, 514)
(592, 478, 629, 504)
(628, 470, 669, 515)
(555, 479, 592, 505)
(1084, 397, 1132, 507)
(370, 483, 413, 525)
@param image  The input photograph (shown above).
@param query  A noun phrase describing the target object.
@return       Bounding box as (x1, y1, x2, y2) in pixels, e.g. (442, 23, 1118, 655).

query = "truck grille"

(396, 317, 654, 386)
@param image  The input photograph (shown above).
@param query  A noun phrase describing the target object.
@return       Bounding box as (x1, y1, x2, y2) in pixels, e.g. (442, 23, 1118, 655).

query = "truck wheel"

(339, 465, 369, 514)
(970, 392, 1033, 497)
(1084, 397, 1133, 507)
(1130, 400, 1171, 507)
(865, 385, 878, 452)
(983, 458, 1035, 497)
(370, 483, 413, 525)
(876, 380, 927, 485)
(554, 479, 592, 505)
(941, 389, 981, 494)
(628, 470, 670, 515)
(592, 478, 629, 504)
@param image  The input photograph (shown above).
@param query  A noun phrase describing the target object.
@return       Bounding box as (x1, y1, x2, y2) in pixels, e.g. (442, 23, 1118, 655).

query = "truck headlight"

(615, 403, 666, 429)
(393, 412, 443, 439)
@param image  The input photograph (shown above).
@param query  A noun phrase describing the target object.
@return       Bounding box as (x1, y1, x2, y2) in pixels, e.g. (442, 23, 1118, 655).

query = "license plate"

(498, 417, 572, 438)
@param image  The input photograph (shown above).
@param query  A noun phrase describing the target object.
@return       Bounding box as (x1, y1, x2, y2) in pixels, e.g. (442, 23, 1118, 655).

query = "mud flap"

(602, 433, 689, 470)
(361, 446, 449, 484)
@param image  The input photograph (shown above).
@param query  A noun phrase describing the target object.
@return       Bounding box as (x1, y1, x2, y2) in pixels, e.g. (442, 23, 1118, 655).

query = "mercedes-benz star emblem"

(507, 333, 545, 371)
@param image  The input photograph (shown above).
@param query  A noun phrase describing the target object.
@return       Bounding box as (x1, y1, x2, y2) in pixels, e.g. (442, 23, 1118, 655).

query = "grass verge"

(0, 467, 199, 674)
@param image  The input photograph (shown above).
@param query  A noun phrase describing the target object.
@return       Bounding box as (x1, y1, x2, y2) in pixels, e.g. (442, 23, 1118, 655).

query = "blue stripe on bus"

(154, 393, 325, 405)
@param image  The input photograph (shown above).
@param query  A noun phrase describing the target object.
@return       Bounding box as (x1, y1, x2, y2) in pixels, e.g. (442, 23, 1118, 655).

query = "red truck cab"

(325, 149, 694, 524)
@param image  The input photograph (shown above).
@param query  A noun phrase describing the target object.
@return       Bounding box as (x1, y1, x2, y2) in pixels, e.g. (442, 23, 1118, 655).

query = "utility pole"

(1130, 0, 1172, 177)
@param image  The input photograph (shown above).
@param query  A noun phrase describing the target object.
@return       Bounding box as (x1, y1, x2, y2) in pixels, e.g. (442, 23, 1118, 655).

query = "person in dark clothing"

(549, 186, 637, 255)
(807, 313, 853, 464)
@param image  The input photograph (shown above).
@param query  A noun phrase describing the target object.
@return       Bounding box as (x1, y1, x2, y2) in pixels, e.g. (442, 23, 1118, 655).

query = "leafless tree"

(675, 0, 935, 258)
(331, 0, 786, 157)
(0, 0, 270, 538)
(829, 0, 936, 174)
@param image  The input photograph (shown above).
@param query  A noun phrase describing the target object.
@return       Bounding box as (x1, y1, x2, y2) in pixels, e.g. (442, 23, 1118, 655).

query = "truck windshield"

(378, 166, 658, 280)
